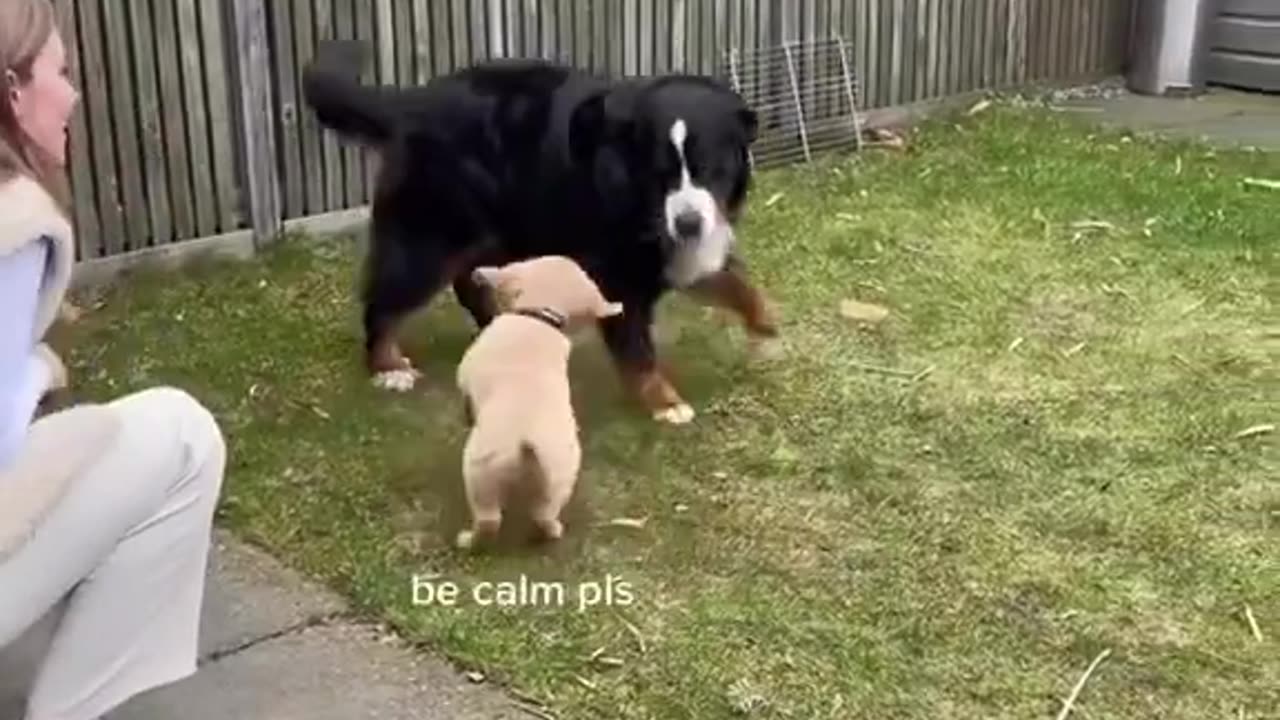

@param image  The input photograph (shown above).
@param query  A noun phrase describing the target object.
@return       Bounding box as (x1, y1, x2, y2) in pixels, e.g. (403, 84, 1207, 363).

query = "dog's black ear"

(737, 107, 759, 144)
(569, 92, 610, 163)
(571, 91, 634, 163)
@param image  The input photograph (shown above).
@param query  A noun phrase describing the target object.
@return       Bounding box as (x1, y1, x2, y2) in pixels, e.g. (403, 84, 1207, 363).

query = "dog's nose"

(673, 211, 702, 240)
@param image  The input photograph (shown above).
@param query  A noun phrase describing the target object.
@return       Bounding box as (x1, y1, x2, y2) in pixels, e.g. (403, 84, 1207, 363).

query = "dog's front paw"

(653, 403, 696, 425)
(372, 367, 422, 392)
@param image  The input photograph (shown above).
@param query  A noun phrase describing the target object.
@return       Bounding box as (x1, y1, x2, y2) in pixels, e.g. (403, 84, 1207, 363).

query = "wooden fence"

(55, 0, 1136, 267)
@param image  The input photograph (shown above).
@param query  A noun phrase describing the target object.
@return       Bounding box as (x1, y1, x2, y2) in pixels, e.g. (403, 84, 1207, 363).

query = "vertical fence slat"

(619, 0, 634, 75)
(100, 1, 149, 249)
(151, 0, 193, 238)
(544, 0, 559, 61)
(948, 0, 963, 94)
(232, 0, 281, 246)
(373, 0, 395, 200)
(623, 0, 637, 74)
(202, 2, 239, 231)
(655, 0, 672, 73)
(501, 0, 517, 57)
(1052, 0, 1066, 80)
(333, 0, 358, 208)
(1090, 0, 1101, 76)
(592, 0, 608, 73)
(993, 0, 1008, 87)
(292, 0, 325, 214)
(77, 0, 126, 254)
(524, 0, 539, 57)
(857, 0, 871, 104)
(312, 1, 341, 210)
(924, 0, 939, 98)
(912, 0, 927, 102)
(744, 0, 760, 94)
(1005, 0, 1022, 86)
(557, 0, 573, 64)
(1089, 0, 1104, 75)
(391, 0, 410, 79)
(375, 0, 395, 83)
(124, 0, 171, 246)
(175, 0, 218, 236)
(802, 0, 816, 118)
(355, 0, 376, 202)
(430, 0, 451, 72)
(963, 0, 978, 91)
(574, 0, 591, 70)
(1053, 0, 1066, 77)
(986, 0, 999, 89)
(977, 0, 990, 89)
(404, 0, 424, 80)
(271, 0, 304, 220)
(54, 0, 102, 258)
(880, 0, 895, 105)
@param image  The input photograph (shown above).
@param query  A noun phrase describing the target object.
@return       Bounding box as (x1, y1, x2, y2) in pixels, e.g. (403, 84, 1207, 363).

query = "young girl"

(0, 2, 228, 718)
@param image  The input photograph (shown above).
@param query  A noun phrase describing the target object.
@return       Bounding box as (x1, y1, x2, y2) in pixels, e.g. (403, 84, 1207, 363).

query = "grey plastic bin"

(1127, 0, 1217, 96)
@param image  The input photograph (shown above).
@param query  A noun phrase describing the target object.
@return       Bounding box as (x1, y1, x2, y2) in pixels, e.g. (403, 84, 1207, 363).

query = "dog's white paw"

(748, 335, 785, 363)
(653, 403, 696, 425)
(454, 530, 476, 550)
(372, 368, 421, 392)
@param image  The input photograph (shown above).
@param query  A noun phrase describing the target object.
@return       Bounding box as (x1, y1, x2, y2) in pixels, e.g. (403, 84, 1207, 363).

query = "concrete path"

(111, 531, 531, 719)
(1, 531, 532, 720)
(1055, 86, 1280, 150)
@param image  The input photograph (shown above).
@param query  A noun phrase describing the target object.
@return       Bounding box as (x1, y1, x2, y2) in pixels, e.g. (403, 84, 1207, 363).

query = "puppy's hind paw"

(653, 403, 696, 425)
(454, 529, 477, 550)
(535, 517, 564, 542)
(372, 367, 421, 392)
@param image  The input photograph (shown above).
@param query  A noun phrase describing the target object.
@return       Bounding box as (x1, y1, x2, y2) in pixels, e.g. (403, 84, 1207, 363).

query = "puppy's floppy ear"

(596, 300, 625, 319)
(737, 107, 759, 144)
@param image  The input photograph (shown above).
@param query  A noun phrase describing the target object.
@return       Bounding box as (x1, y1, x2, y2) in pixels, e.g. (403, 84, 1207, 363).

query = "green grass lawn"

(61, 102, 1276, 718)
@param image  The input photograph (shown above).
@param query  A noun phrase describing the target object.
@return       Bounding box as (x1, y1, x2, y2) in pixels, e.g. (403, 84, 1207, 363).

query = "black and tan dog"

(302, 40, 780, 424)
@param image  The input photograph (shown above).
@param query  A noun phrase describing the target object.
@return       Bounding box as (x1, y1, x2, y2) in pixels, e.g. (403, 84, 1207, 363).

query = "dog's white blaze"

(663, 118, 733, 288)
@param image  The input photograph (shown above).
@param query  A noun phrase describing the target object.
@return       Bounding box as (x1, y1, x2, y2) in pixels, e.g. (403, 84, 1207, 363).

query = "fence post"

(231, 0, 281, 249)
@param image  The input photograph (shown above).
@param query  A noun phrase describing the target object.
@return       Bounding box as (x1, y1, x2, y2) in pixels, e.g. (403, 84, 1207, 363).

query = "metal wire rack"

(721, 36, 865, 168)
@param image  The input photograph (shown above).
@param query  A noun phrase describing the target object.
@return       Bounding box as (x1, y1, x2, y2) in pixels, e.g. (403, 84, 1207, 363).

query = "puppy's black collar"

(508, 307, 568, 332)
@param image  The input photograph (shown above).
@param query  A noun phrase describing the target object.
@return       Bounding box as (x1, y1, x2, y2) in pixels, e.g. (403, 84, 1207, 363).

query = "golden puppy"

(455, 256, 623, 549)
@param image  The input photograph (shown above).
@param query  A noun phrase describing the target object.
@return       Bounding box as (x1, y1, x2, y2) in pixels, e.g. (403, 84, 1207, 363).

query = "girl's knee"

(111, 386, 227, 487)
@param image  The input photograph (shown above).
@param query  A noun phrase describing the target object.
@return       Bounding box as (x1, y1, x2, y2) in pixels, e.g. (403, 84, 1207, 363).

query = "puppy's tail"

(301, 39, 400, 145)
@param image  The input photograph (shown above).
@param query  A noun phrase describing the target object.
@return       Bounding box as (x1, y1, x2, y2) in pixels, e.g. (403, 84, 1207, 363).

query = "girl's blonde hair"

(0, 0, 70, 210)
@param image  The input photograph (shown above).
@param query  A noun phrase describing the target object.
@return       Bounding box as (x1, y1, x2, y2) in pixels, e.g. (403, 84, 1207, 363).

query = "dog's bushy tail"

(301, 39, 400, 144)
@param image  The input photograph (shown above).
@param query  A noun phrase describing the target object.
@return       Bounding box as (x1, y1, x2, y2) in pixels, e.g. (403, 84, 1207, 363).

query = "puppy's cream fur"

(454, 256, 623, 549)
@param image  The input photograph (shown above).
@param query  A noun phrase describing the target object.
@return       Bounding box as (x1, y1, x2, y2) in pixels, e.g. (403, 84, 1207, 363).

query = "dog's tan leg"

(623, 364, 695, 425)
(687, 258, 783, 361)
(689, 258, 778, 335)
(367, 327, 422, 392)
(599, 302, 696, 424)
